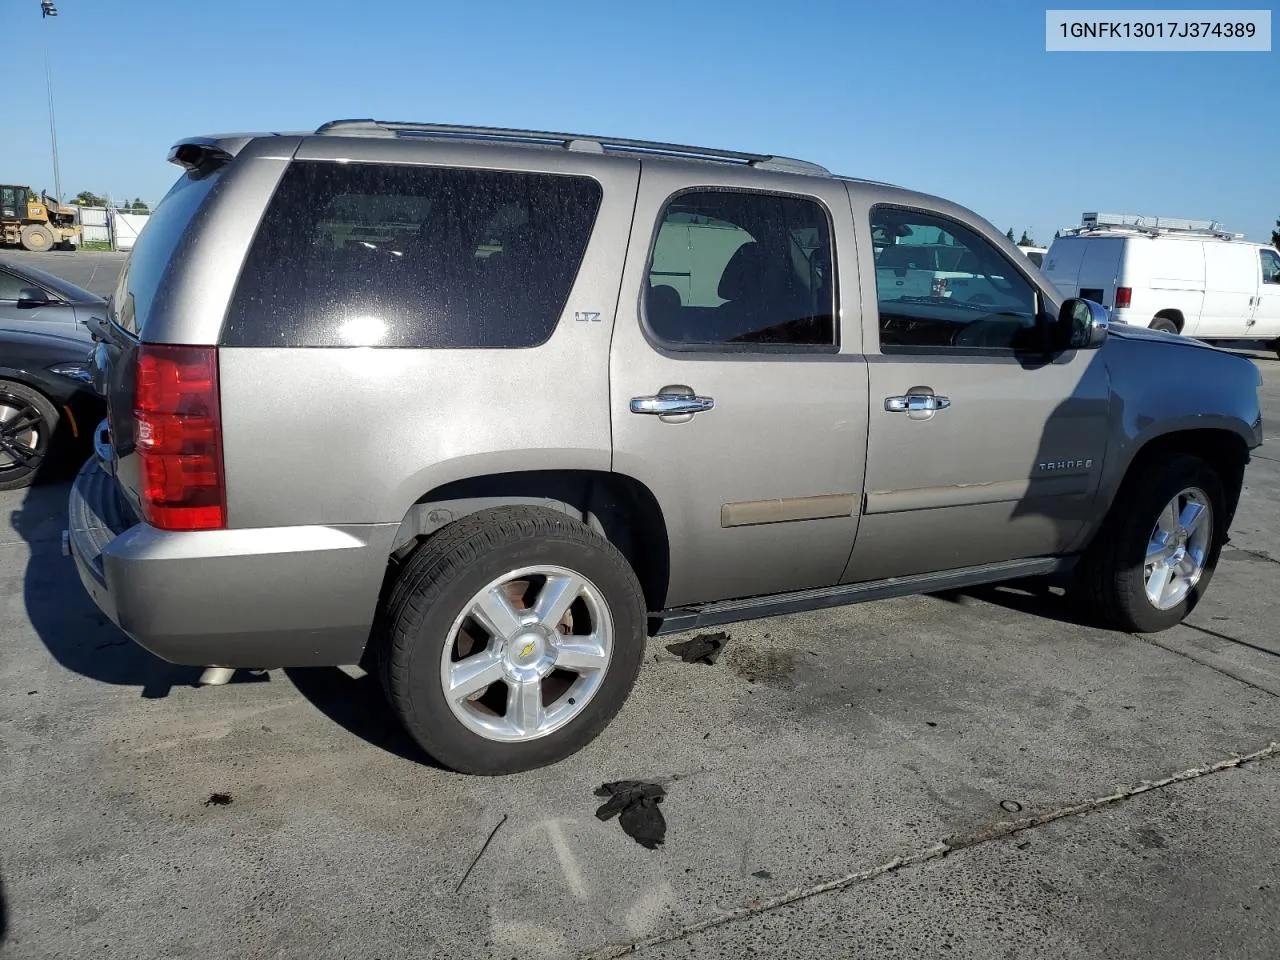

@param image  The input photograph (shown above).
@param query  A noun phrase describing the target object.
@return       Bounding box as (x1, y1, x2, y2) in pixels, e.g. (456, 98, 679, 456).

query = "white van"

(1017, 245, 1047, 268)
(1042, 213, 1280, 352)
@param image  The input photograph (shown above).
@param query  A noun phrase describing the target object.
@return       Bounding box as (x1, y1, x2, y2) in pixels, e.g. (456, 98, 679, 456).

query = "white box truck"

(1042, 213, 1280, 355)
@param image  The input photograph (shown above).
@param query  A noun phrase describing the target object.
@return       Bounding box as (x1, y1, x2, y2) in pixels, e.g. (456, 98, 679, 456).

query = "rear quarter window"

(222, 161, 603, 348)
(112, 168, 223, 336)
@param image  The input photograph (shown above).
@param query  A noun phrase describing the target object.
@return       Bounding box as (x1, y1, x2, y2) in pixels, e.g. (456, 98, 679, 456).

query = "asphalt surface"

(1, 254, 1278, 959)
(0, 250, 127, 299)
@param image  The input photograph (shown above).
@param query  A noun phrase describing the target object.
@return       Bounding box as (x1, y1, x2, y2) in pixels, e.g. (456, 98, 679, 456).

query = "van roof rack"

(1064, 211, 1242, 240)
(313, 119, 831, 176)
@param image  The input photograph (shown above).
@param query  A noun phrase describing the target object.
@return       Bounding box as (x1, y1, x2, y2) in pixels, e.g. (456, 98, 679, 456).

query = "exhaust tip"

(198, 667, 235, 686)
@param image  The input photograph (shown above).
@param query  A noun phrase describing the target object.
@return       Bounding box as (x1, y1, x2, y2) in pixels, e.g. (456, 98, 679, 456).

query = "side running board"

(651, 556, 1076, 635)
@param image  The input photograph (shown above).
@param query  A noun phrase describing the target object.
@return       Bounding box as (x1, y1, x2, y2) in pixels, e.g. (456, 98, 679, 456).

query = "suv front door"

(610, 166, 868, 608)
(842, 197, 1111, 582)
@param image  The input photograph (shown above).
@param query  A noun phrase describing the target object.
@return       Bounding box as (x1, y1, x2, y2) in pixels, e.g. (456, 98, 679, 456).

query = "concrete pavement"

(0, 284, 1276, 956)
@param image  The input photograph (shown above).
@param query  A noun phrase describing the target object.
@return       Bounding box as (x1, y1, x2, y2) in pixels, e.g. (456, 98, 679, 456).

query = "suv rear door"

(610, 164, 867, 608)
(844, 196, 1110, 581)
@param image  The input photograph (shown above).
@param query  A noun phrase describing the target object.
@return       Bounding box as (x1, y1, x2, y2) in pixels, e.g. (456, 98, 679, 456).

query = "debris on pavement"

(456, 814, 508, 893)
(594, 780, 667, 849)
(665, 632, 728, 665)
(203, 793, 233, 807)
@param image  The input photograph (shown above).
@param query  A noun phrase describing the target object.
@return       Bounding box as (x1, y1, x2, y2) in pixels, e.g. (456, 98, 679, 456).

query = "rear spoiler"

(167, 132, 295, 172)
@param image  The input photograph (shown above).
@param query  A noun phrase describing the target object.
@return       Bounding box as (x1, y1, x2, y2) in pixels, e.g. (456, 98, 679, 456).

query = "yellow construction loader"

(0, 184, 80, 251)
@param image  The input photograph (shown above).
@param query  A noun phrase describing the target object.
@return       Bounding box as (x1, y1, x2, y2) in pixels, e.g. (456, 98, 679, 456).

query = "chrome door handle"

(885, 393, 950, 414)
(630, 394, 715, 416)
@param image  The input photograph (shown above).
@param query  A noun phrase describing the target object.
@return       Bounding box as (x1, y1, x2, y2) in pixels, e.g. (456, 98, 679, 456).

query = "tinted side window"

(224, 162, 602, 348)
(871, 207, 1040, 352)
(644, 190, 835, 349)
(112, 168, 223, 336)
(1261, 248, 1280, 285)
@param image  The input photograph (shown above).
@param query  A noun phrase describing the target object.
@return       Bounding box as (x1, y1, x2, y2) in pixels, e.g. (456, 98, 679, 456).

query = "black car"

(0, 326, 103, 490)
(0, 255, 106, 341)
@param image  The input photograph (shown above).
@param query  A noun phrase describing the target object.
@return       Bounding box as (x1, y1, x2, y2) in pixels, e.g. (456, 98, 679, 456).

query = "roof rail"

(312, 119, 831, 176)
(1065, 211, 1242, 240)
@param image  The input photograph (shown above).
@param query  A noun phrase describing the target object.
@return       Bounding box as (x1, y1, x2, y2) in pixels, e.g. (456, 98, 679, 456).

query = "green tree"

(1005, 227, 1015, 242)
(129, 198, 150, 214)
(1272, 216, 1279, 249)
(1054, 229, 1062, 241)
(73, 190, 106, 206)
(1018, 230, 1034, 246)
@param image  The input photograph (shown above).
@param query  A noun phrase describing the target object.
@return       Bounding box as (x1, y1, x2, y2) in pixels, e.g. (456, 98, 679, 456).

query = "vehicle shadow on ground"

(11, 471, 203, 697)
(930, 574, 1106, 629)
(284, 666, 440, 766)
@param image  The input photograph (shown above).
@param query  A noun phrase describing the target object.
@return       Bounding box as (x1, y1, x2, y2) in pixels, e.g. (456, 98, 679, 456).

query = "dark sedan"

(0, 255, 107, 341)
(0, 326, 103, 490)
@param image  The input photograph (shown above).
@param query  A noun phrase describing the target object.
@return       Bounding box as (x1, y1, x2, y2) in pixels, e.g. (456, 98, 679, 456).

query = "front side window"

(644, 190, 835, 349)
(871, 207, 1040, 352)
(0, 269, 30, 301)
(224, 162, 602, 348)
(1261, 248, 1280, 285)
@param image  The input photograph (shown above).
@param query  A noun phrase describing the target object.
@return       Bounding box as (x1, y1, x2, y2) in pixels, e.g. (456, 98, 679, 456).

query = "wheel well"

(1152, 309, 1184, 332)
(1124, 429, 1250, 525)
(390, 470, 671, 612)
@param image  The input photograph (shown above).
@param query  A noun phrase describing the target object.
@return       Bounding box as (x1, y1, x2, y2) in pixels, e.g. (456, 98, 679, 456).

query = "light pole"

(41, 1, 63, 204)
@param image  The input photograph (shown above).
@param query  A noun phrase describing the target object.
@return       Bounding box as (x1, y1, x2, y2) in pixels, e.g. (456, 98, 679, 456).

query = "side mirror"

(16, 287, 51, 309)
(1053, 297, 1109, 351)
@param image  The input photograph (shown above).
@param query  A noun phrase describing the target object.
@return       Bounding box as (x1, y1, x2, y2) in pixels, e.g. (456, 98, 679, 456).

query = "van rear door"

(1040, 237, 1086, 297)
(1042, 236, 1124, 307)
(1075, 238, 1124, 308)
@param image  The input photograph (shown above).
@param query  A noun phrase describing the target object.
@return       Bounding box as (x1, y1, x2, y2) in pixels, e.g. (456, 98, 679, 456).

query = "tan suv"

(67, 121, 1263, 774)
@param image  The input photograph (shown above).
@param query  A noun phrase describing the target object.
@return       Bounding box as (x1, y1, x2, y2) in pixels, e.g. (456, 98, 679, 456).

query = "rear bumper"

(67, 457, 397, 668)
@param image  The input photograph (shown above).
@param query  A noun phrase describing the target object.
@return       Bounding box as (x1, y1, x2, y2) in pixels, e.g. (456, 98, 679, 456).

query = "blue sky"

(6, 0, 1276, 244)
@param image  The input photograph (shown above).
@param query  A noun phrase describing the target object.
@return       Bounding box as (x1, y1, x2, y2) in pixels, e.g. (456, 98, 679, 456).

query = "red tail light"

(134, 344, 225, 531)
(1115, 286, 1132, 309)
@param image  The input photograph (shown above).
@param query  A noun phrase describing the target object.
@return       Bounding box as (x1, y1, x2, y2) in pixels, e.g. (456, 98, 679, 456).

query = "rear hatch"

(86, 161, 228, 522)
(1042, 236, 1124, 308)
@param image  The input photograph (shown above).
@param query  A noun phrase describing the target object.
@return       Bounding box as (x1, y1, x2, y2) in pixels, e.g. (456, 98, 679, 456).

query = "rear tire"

(0, 381, 58, 490)
(1149, 316, 1179, 335)
(19, 225, 55, 253)
(1077, 454, 1227, 633)
(377, 506, 648, 775)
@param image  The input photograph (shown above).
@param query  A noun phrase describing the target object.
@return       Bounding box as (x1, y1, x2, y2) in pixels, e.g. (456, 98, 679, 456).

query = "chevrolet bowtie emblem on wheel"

(519, 641, 537, 659)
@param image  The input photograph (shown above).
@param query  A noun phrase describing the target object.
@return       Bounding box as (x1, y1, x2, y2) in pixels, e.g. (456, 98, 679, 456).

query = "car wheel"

(19, 225, 56, 253)
(0, 381, 57, 491)
(1078, 453, 1226, 633)
(1149, 316, 1179, 335)
(377, 506, 647, 774)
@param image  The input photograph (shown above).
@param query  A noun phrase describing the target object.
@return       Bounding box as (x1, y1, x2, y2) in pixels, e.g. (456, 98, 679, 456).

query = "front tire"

(1078, 454, 1227, 632)
(377, 506, 648, 774)
(0, 381, 57, 490)
(19, 224, 55, 253)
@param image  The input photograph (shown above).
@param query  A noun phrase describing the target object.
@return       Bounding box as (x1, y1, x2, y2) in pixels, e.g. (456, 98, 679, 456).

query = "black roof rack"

(313, 119, 831, 176)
